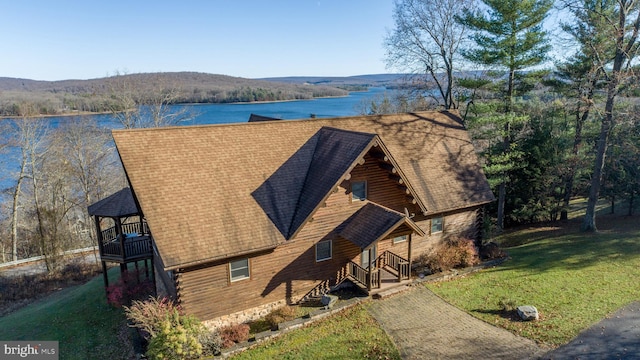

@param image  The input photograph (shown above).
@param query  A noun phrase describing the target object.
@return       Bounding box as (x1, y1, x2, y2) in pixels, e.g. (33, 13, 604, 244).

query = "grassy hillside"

(0, 268, 134, 359)
(429, 207, 640, 347)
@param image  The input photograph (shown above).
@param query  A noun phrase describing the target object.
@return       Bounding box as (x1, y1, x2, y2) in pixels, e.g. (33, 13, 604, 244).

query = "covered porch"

(335, 203, 425, 295)
(88, 187, 154, 293)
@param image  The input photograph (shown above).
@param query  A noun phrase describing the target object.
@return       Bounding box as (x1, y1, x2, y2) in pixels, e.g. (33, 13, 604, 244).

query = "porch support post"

(115, 217, 125, 260)
(102, 260, 109, 301)
(408, 234, 413, 279)
(94, 216, 104, 256)
(367, 248, 372, 291)
(152, 251, 158, 296)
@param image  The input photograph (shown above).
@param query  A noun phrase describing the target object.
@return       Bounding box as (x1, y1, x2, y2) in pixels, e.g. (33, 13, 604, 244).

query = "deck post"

(408, 234, 412, 279)
(152, 252, 157, 296)
(115, 218, 125, 260)
(94, 216, 104, 256)
(367, 248, 372, 291)
(102, 260, 109, 301)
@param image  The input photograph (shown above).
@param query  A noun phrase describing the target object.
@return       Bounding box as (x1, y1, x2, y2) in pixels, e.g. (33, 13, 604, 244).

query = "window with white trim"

(351, 181, 367, 201)
(393, 235, 408, 244)
(315, 240, 332, 262)
(229, 258, 250, 282)
(431, 217, 443, 234)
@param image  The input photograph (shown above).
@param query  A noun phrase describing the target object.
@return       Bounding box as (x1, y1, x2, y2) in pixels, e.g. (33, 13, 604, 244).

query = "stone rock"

(517, 305, 539, 321)
(321, 294, 338, 309)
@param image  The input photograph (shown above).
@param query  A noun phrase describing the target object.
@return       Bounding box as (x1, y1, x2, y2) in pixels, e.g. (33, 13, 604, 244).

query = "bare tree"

(52, 117, 125, 247)
(8, 108, 49, 262)
(385, 0, 477, 109)
(105, 71, 195, 129)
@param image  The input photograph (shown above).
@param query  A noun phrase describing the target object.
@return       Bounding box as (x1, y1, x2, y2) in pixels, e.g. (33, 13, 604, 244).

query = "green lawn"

(428, 212, 640, 346)
(0, 267, 133, 359)
(231, 305, 401, 360)
(4, 201, 637, 356)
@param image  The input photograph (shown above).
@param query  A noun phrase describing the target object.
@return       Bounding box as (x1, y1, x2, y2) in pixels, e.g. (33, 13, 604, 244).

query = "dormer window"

(351, 181, 367, 201)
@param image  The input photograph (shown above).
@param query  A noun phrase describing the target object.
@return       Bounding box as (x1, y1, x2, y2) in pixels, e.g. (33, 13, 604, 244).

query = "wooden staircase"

(299, 251, 411, 303)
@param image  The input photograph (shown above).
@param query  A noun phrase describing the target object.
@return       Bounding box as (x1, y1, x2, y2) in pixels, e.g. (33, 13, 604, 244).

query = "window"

(316, 240, 332, 262)
(229, 258, 250, 282)
(393, 235, 408, 244)
(351, 181, 367, 201)
(431, 217, 443, 234)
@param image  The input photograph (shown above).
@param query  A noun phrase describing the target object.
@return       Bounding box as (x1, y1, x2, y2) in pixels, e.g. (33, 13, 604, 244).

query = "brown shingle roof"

(338, 203, 424, 249)
(252, 127, 377, 239)
(113, 111, 494, 269)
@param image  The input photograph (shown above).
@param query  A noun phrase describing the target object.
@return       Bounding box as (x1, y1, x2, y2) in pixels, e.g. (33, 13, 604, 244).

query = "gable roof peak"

(252, 127, 379, 240)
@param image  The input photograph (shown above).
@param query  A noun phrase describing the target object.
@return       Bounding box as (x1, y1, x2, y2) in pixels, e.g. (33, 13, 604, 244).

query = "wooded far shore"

(0, 72, 401, 117)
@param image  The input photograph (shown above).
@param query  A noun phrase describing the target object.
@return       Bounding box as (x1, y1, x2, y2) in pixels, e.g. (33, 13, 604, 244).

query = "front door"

(361, 244, 377, 269)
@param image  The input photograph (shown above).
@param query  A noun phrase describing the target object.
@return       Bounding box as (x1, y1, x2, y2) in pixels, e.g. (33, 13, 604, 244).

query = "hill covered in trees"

(0, 72, 350, 117)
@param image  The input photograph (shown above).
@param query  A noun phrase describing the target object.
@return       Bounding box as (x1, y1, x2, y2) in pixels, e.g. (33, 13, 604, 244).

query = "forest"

(0, 0, 639, 269)
(0, 72, 348, 117)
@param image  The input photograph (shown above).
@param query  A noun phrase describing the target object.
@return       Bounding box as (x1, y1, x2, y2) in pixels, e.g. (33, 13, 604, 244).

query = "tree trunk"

(581, 18, 632, 231)
(561, 97, 590, 220)
(629, 193, 635, 216)
(496, 68, 516, 230)
(10, 151, 28, 262)
(497, 182, 506, 230)
(582, 87, 616, 231)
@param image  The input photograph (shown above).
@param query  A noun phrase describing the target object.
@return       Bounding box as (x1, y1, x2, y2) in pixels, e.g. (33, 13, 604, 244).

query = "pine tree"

(456, 0, 553, 229)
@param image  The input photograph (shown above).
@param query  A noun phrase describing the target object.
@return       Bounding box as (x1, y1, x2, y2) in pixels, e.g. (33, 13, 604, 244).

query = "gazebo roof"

(88, 187, 140, 218)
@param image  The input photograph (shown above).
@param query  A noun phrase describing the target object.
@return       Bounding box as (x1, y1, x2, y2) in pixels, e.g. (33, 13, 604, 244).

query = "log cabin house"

(92, 111, 494, 327)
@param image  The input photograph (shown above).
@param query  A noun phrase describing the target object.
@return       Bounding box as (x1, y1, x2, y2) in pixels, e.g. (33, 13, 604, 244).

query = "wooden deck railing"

(101, 222, 149, 243)
(347, 261, 380, 290)
(101, 227, 118, 243)
(379, 251, 410, 281)
(99, 220, 152, 262)
(101, 235, 152, 261)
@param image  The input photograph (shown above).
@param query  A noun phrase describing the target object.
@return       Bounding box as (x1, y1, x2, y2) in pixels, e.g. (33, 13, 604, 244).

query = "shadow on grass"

(492, 214, 640, 274)
(472, 309, 523, 322)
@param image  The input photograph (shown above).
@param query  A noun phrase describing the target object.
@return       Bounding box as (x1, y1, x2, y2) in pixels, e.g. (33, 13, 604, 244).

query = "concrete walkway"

(367, 286, 547, 359)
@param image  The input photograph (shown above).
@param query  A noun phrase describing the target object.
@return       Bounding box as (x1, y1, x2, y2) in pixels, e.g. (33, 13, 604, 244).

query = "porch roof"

(338, 203, 425, 249)
(88, 187, 140, 218)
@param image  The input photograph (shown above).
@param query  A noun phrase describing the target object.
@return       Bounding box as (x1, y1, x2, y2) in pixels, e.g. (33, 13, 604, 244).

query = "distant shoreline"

(0, 94, 360, 119)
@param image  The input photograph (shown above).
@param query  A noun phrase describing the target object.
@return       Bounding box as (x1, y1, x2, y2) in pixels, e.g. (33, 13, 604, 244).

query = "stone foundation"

(203, 299, 287, 330)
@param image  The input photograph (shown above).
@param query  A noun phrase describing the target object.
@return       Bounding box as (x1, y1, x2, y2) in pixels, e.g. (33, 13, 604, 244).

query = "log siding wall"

(174, 151, 483, 322)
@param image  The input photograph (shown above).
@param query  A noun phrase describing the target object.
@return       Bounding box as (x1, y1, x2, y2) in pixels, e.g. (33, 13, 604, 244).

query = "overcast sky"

(0, 1, 395, 81)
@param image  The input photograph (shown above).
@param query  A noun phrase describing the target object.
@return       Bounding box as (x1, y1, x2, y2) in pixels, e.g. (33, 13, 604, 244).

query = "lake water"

(181, 86, 388, 125)
(0, 87, 390, 189)
(37, 86, 388, 128)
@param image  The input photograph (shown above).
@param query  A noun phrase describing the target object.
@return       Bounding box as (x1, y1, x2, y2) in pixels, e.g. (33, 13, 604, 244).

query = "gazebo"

(88, 187, 154, 293)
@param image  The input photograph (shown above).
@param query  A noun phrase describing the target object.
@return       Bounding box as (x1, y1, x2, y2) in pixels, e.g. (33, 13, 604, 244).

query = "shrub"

(106, 269, 154, 307)
(264, 306, 299, 330)
(198, 329, 223, 356)
(126, 296, 220, 359)
(124, 296, 183, 338)
(480, 242, 507, 260)
(418, 236, 480, 273)
(219, 323, 250, 348)
(145, 311, 204, 360)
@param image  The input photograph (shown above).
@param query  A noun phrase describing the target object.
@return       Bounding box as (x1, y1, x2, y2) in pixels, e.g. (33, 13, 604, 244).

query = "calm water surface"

(0, 87, 390, 188)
